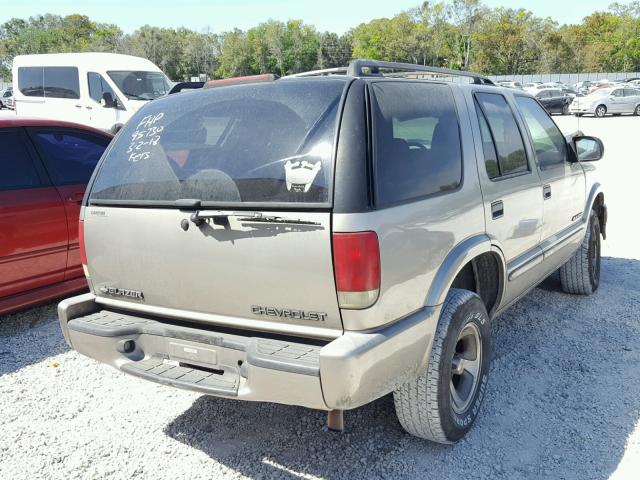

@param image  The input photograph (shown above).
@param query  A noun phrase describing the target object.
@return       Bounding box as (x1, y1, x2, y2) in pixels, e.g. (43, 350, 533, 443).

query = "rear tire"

(559, 211, 601, 295)
(595, 105, 607, 117)
(634, 105, 640, 116)
(393, 289, 491, 443)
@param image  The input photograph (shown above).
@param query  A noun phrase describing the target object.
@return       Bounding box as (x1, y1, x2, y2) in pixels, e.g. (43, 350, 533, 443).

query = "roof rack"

(286, 59, 494, 85)
(287, 67, 348, 77)
(348, 60, 494, 85)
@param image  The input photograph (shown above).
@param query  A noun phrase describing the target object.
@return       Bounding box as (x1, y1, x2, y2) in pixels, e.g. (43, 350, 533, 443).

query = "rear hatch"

(83, 78, 350, 338)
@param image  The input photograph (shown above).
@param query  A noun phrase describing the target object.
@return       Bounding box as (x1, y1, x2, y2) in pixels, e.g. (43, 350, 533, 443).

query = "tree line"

(1, 0, 639, 81)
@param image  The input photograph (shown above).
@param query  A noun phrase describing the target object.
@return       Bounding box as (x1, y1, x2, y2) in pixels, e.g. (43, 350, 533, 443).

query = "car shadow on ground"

(164, 256, 640, 479)
(0, 303, 69, 376)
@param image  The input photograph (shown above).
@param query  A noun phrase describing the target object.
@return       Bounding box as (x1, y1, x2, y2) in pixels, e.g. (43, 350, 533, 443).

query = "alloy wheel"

(450, 323, 482, 414)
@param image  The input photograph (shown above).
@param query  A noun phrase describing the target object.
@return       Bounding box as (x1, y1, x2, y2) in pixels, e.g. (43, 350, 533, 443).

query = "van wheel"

(595, 105, 607, 117)
(110, 124, 124, 134)
(393, 289, 491, 443)
(559, 211, 601, 295)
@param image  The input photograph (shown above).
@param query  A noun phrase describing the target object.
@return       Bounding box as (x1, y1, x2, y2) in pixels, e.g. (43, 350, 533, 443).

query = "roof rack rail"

(286, 67, 348, 78)
(347, 59, 494, 85)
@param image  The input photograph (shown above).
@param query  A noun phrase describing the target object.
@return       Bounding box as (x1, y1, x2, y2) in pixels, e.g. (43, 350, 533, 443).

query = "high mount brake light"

(332, 231, 380, 309)
(203, 74, 279, 89)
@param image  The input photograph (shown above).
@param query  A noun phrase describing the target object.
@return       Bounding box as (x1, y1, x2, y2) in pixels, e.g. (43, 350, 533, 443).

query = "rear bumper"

(58, 294, 438, 410)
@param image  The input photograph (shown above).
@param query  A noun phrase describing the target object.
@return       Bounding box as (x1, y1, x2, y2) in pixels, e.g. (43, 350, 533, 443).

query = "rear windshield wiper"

(190, 210, 320, 227)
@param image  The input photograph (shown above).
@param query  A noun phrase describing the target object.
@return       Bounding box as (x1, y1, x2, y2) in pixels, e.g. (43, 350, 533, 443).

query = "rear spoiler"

(203, 74, 279, 89)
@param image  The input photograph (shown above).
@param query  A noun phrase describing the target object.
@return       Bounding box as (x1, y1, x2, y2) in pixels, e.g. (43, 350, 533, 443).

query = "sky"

(0, 0, 626, 34)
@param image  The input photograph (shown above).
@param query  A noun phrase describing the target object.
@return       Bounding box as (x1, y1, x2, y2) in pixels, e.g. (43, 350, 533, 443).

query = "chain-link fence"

(488, 72, 640, 84)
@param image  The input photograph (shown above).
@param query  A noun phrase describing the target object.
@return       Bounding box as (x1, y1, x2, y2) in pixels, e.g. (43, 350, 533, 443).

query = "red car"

(0, 118, 112, 315)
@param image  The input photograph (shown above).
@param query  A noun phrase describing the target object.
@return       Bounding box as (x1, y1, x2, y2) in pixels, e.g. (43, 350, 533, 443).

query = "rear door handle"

(543, 184, 552, 200)
(491, 200, 504, 219)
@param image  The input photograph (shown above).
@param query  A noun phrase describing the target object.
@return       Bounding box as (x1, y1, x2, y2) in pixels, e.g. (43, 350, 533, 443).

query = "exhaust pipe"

(327, 410, 344, 432)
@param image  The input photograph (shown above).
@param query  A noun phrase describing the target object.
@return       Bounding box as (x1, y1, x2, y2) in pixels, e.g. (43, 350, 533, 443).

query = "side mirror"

(574, 136, 604, 162)
(101, 92, 116, 108)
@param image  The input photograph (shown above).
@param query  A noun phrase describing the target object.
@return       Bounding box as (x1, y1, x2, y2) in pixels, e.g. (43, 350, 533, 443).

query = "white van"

(12, 53, 171, 132)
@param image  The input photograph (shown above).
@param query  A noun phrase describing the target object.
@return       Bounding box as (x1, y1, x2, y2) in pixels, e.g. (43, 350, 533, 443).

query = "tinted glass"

(624, 88, 640, 97)
(0, 130, 42, 189)
(88, 72, 117, 103)
(107, 71, 170, 100)
(18, 67, 44, 97)
(515, 96, 567, 168)
(475, 93, 528, 177)
(612, 89, 623, 97)
(31, 130, 109, 185)
(43, 67, 80, 99)
(475, 103, 500, 179)
(373, 82, 462, 205)
(89, 79, 346, 205)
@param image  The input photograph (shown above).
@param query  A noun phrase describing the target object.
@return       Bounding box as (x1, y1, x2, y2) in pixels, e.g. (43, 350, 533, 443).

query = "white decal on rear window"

(126, 113, 165, 162)
(284, 160, 321, 193)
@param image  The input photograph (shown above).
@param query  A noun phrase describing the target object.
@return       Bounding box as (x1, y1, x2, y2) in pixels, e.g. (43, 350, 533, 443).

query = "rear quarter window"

(372, 82, 462, 206)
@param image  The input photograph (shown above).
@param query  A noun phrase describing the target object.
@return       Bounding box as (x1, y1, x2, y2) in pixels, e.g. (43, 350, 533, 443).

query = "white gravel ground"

(1, 114, 639, 480)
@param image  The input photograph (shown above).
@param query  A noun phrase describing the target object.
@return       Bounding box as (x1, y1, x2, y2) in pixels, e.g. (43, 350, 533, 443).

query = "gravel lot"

(1, 113, 639, 480)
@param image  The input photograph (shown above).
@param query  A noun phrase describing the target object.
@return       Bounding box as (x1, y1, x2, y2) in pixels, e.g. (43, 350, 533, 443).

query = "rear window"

(372, 82, 462, 205)
(89, 78, 346, 206)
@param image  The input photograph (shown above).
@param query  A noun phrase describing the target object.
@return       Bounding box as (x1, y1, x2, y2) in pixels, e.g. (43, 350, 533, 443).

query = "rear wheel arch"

(451, 252, 504, 317)
(426, 235, 506, 316)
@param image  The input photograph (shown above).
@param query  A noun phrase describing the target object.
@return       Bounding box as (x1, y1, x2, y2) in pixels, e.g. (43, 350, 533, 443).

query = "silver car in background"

(570, 86, 640, 117)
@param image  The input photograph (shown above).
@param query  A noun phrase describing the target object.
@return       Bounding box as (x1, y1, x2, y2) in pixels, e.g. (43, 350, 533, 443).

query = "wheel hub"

(450, 323, 482, 414)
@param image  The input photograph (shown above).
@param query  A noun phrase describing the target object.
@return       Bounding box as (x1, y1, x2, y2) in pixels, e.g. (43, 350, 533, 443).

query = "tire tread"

(393, 288, 478, 443)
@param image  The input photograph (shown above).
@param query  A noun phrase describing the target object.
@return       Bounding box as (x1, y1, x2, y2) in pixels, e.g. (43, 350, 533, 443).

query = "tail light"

(332, 231, 380, 309)
(79, 220, 89, 278)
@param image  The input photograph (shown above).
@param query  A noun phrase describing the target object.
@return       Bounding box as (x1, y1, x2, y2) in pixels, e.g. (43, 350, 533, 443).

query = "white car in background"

(0, 88, 12, 109)
(12, 52, 171, 133)
(569, 86, 640, 117)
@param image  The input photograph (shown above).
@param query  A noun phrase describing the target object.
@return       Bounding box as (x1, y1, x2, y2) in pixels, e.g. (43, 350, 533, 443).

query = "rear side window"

(0, 130, 42, 190)
(372, 82, 462, 205)
(18, 67, 44, 97)
(31, 130, 109, 185)
(475, 93, 528, 178)
(18, 67, 80, 99)
(515, 96, 567, 168)
(89, 79, 347, 206)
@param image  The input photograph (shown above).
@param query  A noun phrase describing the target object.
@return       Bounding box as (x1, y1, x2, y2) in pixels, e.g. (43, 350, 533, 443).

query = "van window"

(31, 130, 109, 185)
(88, 72, 117, 104)
(475, 93, 528, 177)
(372, 82, 462, 205)
(44, 67, 80, 99)
(18, 67, 44, 97)
(18, 66, 80, 99)
(89, 78, 347, 206)
(107, 71, 170, 101)
(0, 130, 42, 190)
